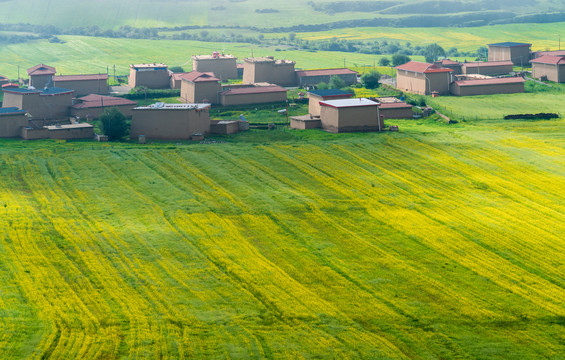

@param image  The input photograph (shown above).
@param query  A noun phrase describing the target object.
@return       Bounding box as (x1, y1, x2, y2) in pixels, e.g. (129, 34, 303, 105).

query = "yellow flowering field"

(0, 118, 564, 359)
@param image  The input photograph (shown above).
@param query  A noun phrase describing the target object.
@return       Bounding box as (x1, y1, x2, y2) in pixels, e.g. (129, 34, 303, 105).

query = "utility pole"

(344, 58, 346, 68)
(113, 65, 116, 82)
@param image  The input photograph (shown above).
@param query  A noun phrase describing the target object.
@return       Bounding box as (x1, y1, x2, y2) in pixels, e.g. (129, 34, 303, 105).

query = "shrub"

(100, 107, 128, 141)
(361, 71, 381, 89)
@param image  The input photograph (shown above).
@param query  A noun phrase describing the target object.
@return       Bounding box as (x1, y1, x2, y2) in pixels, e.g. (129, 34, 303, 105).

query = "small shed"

(462, 61, 514, 76)
(307, 89, 354, 117)
(530, 55, 565, 83)
(45, 123, 94, 140)
(319, 98, 383, 133)
(219, 84, 287, 106)
(450, 77, 525, 96)
(210, 120, 240, 134)
(290, 115, 322, 130)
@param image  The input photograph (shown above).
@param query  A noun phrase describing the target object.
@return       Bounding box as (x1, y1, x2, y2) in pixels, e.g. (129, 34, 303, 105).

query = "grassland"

(1, 116, 565, 359)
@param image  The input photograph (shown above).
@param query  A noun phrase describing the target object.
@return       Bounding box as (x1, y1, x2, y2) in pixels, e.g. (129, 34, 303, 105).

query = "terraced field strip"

(0, 120, 564, 358)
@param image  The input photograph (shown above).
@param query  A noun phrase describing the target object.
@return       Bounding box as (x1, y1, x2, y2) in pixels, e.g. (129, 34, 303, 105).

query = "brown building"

(131, 103, 211, 140)
(461, 61, 514, 76)
(530, 55, 565, 83)
(53, 74, 109, 96)
(435, 59, 462, 75)
(27, 64, 56, 89)
(375, 98, 413, 119)
(395, 61, 453, 95)
(170, 72, 190, 89)
(180, 71, 222, 104)
(533, 50, 565, 58)
(192, 53, 238, 80)
(307, 89, 354, 117)
(487, 42, 531, 66)
(71, 94, 138, 119)
(296, 68, 358, 87)
(450, 77, 525, 96)
(2, 87, 74, 120)
(242, 57, 296, 86)
(319, 98, 383, 133)
(45, 123, 94, 140)
(0, 107, 28, 138)
(219, 84, 287, 106)
(128, 63, 170, 89)
(0, 75, 9, 87)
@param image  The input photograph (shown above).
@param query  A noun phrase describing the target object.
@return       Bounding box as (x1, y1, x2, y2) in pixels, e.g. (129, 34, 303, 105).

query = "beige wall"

(427, 72, 451, 95)
(242, 61, 296, 86)
(0, 114, 28, 137)
(451, 82, 524, 96)
(462, 64, 513, 75)
(128, 68, 170, 89)
(21, 127, 48, 140)
(130, 108, 210, 140)
(48, 126, 94, 140)
(489, 46, 530, 66)
(320, 105, 382, 133)
(308, 94, 351, 116)
(181, 80, 222, 104)
(193, 58, 238, 80)
(71, 104, 135, 120)
(2, 92, 24, 110)
(396, 70, 427, 95)
(220, 91, 287, 106)
(380, 107, 413, 119)
(54, 79, 109, 96)
(29, 74, 53, 89)
(532, 63, 564, 83)
(4, 92, 73, 120)
(290, 118, 322, 129)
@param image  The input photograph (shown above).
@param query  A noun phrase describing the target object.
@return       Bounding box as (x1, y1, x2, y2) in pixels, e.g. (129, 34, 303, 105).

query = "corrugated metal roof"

(395, 61, 453, 74)
(487, 42, 531, 47)
(454, 77, 525, 87)
(530, 55, 565, 65)
(53, 74, 108, 82)
(72, 94, 138, 109)
(320, 98, 378, 108)
(3, 87, 74, 95)
(180, 71, 220, 82)
(296, 68, 357, 77)
(27, 64, 56, 76)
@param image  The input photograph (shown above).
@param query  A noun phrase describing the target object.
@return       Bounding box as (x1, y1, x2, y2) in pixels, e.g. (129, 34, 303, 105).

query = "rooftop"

(488, 42, 532, 48)
(308, 89, 354, 98)
(53, 74, 108, 82)
(536, 50, 565, 57)
(192, 54, 236, 60)
(395, 61, 453, 74)
(438, 59, 461, 66)
(45, 123, 94, 130)
(530, 55, 565, 65)
(130, 63, 168, 69)
(221, 85, 287, 95)
(320, 98, 378, 108)
(243, 57, 295, 65)
(462, 61, 514, 68)
(3, 86, 74, 96)
(27, 64, 56, 76)
(454, 77, 525, 87)
(0, 107, 27, 116)
(72, 94, 138, 109)
(378, 102, 412, 109)
(296, 68, 358, 77)
(133, 103, 211, 111)
(180, 71, 220, 83)
(0, 75, 8, 81)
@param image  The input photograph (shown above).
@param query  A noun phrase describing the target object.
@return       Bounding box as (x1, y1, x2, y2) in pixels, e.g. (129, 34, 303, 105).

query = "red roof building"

(461, 61, 514, 76)
(27, 64, 57, 89)
(180, 71, 222, 104)
(530, 55, 565, 83)
(451, 77, 525, 96)
(395, 61, 453, 95)
(70, 94, 138, 119)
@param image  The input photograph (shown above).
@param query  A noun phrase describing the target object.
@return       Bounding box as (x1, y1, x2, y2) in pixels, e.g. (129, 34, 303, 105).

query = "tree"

(317, 82, 329, 90)
(379, 57, 391, 66)
(168, 66, 185, 73)
(422, 43, 446, 63)
(328, 75, 346, 89)
(361, 71, 381, 89)
(288, 32, 296, 41)
(100, 107, 128, 141)
(392, 54, 411, 66)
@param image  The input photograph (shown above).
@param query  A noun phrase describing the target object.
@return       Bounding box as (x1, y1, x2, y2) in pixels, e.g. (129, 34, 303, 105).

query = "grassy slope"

(0, 118, 564, 359)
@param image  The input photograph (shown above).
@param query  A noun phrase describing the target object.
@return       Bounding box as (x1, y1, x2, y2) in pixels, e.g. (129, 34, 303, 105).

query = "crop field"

(0, 117, 564, 359)
(0, 36, 403, 79)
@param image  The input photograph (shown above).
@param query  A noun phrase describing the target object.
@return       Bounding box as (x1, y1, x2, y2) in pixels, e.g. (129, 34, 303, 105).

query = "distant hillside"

(0, 0, 564, 30)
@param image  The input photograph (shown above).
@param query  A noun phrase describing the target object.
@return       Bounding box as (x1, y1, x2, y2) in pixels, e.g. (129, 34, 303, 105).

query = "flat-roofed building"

(71, 94, 138, 119)
(242, 57, 296, 86)
(219, 84, 287, 106)
(307, 89, 353, 117)
(27, 64, 56, 89)
(296, 68, 358, 87)
(395, 61, 453, 95)
(450, 77, 525, 96)
(461, 61, 514, 76)
(45, 123, 94, 140)
(0, 107, 28, 138)
(192, 53, 238, 80)
(2, 87, 74, 120)
(488, 42, 531, 66)
(374, 98, 413, 119)
(180, 71, 222, 104)
(53, 74, 109, 96)
(319, 98, 383, 133)
(131, 103, 211, 140)
(530, 55, 565, 83)
(128, 63, 170, 89)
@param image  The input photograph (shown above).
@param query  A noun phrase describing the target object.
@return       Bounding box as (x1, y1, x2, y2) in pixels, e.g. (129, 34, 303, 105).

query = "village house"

(487, 42, 531, 66)
(395, 61, 453, 95)
(374, 97, 413, 119)
(192, 53, 238, 80)
(307, 89, 353, 117)
(0, 107, 28, 138)
(295, 68, 358, 87)
(128, 63, 170, 89)
(130, 103, 211, 140)
(70, 94, 138, 119)
(530, 55, 565, 83)
(461, 61, 514, 76)
(180, 71, 222, 104)
(169, 72, 191, 89)
(450, 77, 525, 96)
(44, 123, 94, 140)
(53, 74, 109, 96)
(319, 98, 383, 133)
(242, 57, 296, 86)
(2, 86, 74, 121)
(27, 64, 56, 89)
(219, 83, 287, 106)
(434, 59, 462, 75)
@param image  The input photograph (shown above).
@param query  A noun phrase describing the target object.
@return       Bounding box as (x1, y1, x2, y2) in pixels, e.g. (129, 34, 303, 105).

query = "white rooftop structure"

(319, 98, 378, 108)
(133, 102, 211, 111)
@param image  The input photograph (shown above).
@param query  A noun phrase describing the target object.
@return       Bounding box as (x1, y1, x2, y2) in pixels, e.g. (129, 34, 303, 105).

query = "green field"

(1, 117, 565, 359)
